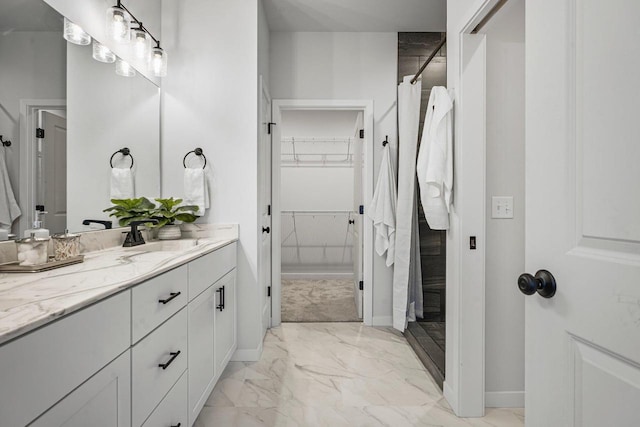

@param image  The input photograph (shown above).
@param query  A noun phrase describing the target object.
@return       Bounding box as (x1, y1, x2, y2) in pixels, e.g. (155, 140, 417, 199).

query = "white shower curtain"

(392, 76, 424, 331)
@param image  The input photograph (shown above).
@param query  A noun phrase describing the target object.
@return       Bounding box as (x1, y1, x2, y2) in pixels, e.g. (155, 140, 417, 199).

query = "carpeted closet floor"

(281, 279, 360, 322)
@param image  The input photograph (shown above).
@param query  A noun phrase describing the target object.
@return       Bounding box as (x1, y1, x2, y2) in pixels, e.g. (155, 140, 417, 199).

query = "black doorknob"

(262, 226, 270, 234)
(517, 270, 556, 298)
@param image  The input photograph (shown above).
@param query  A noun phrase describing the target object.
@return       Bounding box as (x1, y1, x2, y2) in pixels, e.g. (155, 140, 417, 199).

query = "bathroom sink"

(127, 239, 199, 252)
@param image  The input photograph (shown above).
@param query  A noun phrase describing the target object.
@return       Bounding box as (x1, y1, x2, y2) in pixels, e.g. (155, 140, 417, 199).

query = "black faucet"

(82, 219, 113, 229)
(123, 220, 158, 247)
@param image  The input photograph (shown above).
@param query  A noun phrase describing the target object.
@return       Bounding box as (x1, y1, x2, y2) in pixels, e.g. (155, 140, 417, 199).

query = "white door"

(526, 1, 640, 426)
(40, 111, 67, 234)
(352, 112, 364, 318)
(259, 77, 272, 331)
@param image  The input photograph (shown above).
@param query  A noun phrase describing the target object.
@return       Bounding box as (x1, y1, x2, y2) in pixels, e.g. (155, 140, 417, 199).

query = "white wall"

(446, 0, 526, 413)
(67, 42, 161, 231)
(161, 0, 263, 359)
(0, 31, 66, 233)
(483, 0, 525, 407)
(270, 31, 397, 325)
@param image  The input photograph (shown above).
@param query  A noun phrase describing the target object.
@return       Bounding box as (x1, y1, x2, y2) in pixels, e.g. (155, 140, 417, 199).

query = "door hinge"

(267, 286, 271, 297)
(359, 129, 364, 139)
(359, 281, 364, 291)
(267, 122, 276, 135)
(36, 128, 44, 138)
(359, 205, 364, 215)
(267, 205, 271, 216)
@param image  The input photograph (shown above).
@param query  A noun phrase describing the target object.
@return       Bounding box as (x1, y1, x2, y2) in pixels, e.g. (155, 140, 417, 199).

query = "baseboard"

(443, 381, 459, 414)
(485, 391, 525, 408)
(281, 272, 354, 280)
(231, 340, 263, 362)
(371, 315, 392, 326)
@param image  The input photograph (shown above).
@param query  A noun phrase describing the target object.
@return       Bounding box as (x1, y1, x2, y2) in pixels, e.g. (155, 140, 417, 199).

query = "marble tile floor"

(194, 323, 524, 427)
(281, 279, 360, 322)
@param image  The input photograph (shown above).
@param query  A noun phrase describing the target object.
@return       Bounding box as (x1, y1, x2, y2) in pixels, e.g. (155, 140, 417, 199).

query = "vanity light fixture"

(92, 41, 116, 63)
(63, 17, 91, 45)
(106, 0, 168, 77)
(131, 27, 151, 60)
(106, 2, 131, 43)
(115, 58, 136, 77)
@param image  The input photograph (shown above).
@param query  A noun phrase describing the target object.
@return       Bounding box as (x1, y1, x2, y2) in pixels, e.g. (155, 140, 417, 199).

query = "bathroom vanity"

(0, 225, 238, 427)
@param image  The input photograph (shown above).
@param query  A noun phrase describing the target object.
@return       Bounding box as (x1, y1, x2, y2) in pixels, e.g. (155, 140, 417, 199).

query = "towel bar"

(110, 147, 134, 168)
(183, 148, 207, 169)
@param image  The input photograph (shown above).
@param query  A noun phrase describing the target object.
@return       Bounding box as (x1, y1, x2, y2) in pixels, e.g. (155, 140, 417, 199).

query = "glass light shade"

(63, 17, 91, 45)
(106, 6, 131, 43)
(150, 47, 167, 77)
(92, 41, 116, 63)
(131, 28, 151, 60)
(115, 58, 136, 77)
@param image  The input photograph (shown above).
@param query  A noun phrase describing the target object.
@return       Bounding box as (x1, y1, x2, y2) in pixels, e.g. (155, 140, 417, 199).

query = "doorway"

(271, 100, 374, 326)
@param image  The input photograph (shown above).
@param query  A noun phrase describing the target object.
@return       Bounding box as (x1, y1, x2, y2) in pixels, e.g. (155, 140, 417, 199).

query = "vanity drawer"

(188, 242, 236, 300)
(132, 308, 187, 427)
(0, 291, 131, 427)
(142, 371, 188, 427)
(132, 265, 187, 343)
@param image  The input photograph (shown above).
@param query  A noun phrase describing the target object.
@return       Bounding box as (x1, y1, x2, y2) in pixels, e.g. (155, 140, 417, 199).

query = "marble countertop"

(0, 224, 238, 346)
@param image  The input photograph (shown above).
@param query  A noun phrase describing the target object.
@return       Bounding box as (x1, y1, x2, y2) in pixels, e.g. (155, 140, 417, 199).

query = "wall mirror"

(0, 0, 161, 237)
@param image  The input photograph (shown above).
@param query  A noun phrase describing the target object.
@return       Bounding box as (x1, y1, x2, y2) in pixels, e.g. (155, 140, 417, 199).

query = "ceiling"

(263, 0, 446, 32)
(0, 0, 62, 33)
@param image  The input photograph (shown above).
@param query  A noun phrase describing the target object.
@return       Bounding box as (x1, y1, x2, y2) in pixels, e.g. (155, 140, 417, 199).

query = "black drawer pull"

(158, 350, 181, 370)
(158, 292, 181, 304)
(216, 287, 223, 311)
(170, 424, 181, 427)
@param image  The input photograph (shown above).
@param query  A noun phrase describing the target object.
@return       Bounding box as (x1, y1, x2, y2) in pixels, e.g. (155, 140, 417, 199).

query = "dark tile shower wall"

(398, 32, 447, 322)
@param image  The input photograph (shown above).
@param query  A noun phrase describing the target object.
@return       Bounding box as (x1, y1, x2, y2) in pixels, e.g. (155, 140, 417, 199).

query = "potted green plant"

(147, 197, 199, 240)
(104, 197, 199, 240)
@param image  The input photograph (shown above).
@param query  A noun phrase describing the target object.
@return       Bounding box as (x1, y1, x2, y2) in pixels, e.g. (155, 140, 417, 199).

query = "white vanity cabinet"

(187, 244, 237, 426)
(0, 240, 238, 427)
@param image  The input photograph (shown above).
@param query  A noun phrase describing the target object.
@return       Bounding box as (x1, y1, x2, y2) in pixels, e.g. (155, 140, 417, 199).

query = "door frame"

(445, 0, 513, 418)
(271, 99, 374, 327)
(18, 99, 66, 234)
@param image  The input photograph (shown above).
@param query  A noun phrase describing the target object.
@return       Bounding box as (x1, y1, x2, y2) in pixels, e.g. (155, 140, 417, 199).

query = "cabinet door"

(31, 350, 131, 427)
(188, 285, 216, 425)
(215, 270, 237, 376)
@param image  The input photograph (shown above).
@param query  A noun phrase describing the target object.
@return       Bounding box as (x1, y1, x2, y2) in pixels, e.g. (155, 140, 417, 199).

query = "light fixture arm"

(114, 0, 162, 49)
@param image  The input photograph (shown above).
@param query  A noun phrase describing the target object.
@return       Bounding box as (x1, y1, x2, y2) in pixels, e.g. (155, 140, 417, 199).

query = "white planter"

(157, 224, 182, 240)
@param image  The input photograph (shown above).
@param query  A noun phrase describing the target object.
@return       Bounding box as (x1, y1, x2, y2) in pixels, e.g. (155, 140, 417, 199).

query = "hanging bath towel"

(368, 143, 397, 267)
(0, 151, 21, 229)
(110, 168, 135, 199)
(184, 168, 209, 215)
(392, 75, 422, 332)
(417, 86, 453, 230)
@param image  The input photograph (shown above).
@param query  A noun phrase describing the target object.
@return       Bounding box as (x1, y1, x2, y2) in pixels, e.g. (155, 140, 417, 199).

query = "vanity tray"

(0, 255, 84, 273)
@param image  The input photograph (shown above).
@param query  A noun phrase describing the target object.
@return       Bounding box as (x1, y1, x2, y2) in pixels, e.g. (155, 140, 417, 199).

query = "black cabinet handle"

(158, 291, 181, 304)
(170, 424, 181, 427)
(216, 287, 224, 311)
(262, 226, 270, 233)
(158, 350, 181, 370)
(221, 285, 225, 311)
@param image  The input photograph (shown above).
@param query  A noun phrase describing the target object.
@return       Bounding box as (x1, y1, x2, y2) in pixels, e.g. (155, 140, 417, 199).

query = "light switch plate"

(492, 196, 514, 219)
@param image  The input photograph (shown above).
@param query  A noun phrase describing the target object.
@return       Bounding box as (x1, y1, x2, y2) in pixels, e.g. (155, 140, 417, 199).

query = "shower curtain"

(392, 76, 424, 331)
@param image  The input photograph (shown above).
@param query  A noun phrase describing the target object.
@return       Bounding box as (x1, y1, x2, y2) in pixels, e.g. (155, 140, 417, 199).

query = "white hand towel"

(110, 167, 135, 199)
(0, 152, 21, 228)
(417, 86, 454, 230)
(368, 144, 397, 267)
(184, 168, 209, 215)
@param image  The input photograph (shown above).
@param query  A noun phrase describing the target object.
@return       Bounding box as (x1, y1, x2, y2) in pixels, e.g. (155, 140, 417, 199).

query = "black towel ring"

(183, 147, 207, 169)
(110, 147, 134, 169)
(0, 136, 11, 147)
(382, 136, 389, 147)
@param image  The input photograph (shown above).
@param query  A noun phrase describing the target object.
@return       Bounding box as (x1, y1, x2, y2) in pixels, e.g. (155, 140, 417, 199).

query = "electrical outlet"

(492, 196, 514, 219)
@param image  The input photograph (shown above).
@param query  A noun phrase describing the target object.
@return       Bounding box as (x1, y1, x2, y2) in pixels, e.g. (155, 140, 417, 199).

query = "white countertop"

(0, 225, 238, 346)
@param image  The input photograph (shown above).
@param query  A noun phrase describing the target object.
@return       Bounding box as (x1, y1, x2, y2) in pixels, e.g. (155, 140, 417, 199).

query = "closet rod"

(411, 37, 447, 85)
